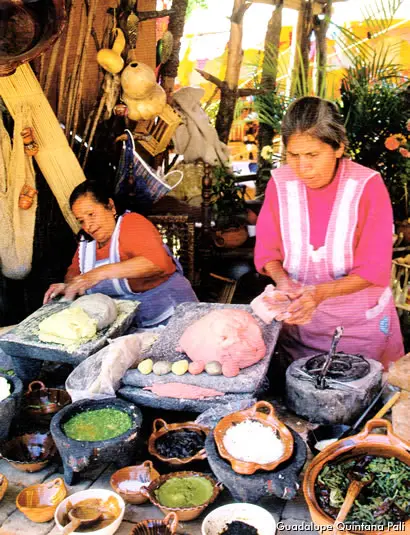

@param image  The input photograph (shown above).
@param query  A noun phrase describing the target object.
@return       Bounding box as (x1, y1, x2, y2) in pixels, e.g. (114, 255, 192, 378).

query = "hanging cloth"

(0, 104, 37, 279)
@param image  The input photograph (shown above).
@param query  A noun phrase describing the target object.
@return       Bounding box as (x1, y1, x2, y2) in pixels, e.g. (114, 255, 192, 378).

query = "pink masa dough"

(176, 309, 266, 371)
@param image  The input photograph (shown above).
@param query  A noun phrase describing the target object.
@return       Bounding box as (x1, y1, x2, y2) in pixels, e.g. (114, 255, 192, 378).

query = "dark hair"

(281, 96, 349, 151)
(69, 181, 118, 242)
(69, 180, 114, 210)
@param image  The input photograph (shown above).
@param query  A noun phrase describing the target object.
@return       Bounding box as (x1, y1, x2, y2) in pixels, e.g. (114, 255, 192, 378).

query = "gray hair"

(281, 96, 349, 151)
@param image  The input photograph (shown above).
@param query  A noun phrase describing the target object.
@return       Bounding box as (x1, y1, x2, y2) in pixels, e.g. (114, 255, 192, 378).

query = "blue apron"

(78, 214, 198, 327)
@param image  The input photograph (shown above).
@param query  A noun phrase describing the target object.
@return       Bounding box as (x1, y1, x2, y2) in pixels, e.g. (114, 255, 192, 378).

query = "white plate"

(202, 503, 276, 535)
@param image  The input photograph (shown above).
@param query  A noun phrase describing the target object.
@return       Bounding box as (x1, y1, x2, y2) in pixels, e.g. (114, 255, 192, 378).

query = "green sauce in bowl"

(155, 476, 214, 508)
(63, 408, 132, 441)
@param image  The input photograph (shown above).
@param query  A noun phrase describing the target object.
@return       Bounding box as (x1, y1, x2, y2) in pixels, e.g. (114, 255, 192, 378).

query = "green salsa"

(63, 408, 132, 441)
(155, 476, 214, 508)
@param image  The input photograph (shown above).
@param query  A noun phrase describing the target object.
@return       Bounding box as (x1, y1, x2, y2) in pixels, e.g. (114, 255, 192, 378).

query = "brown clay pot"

(213, 225, 248, 248)
(213, 400, 294, 475)
(16, 477, 67, 523)
(0, 474, 8, 503)
(23, 380, 71, 419)
(0, 431, 56, 472)
(110, 460, 160, 505)
(129, 512, 178, 535)
(148, 418, 209, 466)
(0, 1, 66, 77)
(303, 418, 410, 535)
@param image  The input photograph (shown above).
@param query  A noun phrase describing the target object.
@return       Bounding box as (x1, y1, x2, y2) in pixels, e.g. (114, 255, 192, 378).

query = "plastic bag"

(65, 332, 156, 402)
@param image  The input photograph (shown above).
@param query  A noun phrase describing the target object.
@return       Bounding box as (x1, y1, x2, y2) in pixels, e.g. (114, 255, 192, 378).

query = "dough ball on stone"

(71, 293, 117, 330)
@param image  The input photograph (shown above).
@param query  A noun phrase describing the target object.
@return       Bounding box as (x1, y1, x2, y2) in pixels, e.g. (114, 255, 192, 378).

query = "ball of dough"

(188, 361, 205, 375)
(71, 293, 117, 330)
(222, 362, 240, 377)
(205, 361, 223, 376)
(172, 359, 189, 376)
(138, 358, 153, 375)
(153, 361, 172, 376)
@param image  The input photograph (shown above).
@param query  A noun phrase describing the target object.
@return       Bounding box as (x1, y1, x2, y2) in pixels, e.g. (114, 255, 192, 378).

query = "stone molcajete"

(50, 398, 142, 485)
(205, 428, 306, 502)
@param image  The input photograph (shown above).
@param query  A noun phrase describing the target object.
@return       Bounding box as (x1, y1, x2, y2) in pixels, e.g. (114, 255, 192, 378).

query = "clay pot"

(148, 418, 209, 466)
(0, 0, 66, 77)
(23, 380, 71, 420)
(110, 460, 160, 505)
(18, 184, 38, 210)
(213, 225, 248, 249)
(16, 477, 67, 523)
(0, 474, 8, 503)
(129, 512, 179, 535)
(213, 400, 294, 475)
(0, 431, 57, 472)
(141, 471, 222, 522)
(303, 418, 410, 535)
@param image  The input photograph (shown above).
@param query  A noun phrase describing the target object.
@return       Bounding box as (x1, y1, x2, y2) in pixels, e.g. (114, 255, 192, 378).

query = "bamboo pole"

(81, 92, 108, 169)
(58, 0, 77, 119)
(44, 37, 62, 98)
(65, 1, 87, 139)
(71, 0, 99, 148)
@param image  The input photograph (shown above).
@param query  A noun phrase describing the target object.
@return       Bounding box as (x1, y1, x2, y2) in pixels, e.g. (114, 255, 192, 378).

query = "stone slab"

(122, 302, 281, 394)
(205, 428, 307, 503)
(119, 386, 256, 413)
(0, 299, 139, 365)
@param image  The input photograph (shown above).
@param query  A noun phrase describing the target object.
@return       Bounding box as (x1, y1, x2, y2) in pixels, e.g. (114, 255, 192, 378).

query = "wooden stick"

(39, 53, 46, 88)
(81, 92, 108, 169)
(71, 0, 99, 148)
(44, 37, 61, 98)
(58, 0, 77, 119)
(65, 1, 87, 140)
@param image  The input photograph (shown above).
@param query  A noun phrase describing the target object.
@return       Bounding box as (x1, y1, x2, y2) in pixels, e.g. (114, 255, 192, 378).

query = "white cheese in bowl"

(0, 377, 10, 402)
(223, 420, 284, 464)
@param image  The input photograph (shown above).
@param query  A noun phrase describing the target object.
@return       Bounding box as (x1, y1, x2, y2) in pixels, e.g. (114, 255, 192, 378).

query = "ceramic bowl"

(306, 424, 351, 456)
(110, 460, 160, 504)
(141, 471, 222, 522)
(303, 418, 410, 535)
(201, 503, 276, 535)
(0, 474, 8, 503)
(23, 381, 71, 419)
(148, 418, 209, 466)
(129, 512, 179, 535)
(16, 477, 67, 523)
(54, 489, 125, 535)
(0, 431, 57, 472)
(213, 400, 294, 475)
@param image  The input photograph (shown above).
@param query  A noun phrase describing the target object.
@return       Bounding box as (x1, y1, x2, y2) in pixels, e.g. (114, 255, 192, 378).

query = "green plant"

(211, 166, 247, 228)
(384, 122, 410, 218)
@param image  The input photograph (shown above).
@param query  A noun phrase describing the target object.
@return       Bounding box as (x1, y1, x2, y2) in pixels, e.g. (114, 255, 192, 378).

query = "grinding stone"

(122, 302, 282, 393)
(285, 356, 383, 424)
(118, 385, 257, 413)
(205, 429, 307, 502)
(0, 299, 140, 365)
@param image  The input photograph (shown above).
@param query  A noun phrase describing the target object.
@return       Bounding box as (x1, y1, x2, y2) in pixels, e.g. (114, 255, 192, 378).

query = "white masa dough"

(70, 293, 117, 329)
(38, 307, 97, 344)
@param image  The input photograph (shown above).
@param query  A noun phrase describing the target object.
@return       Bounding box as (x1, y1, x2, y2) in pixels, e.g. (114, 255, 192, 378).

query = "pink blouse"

(254, 161, 394, 287)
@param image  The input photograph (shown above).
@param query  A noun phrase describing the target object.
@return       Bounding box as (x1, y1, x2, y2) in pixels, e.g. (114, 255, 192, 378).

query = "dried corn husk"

(159, 31, 174, 64)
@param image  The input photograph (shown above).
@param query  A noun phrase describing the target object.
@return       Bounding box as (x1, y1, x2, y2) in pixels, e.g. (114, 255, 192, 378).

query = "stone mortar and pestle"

(50, 398, 143, 485)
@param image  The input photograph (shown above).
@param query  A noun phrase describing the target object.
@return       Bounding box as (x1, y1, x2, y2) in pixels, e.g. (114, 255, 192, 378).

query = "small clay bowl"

(0, 474, 8, 503)
(213, 400, 294, 475)
(0, 431, 57, 472)
(23, 381, 71, 419)
(141, 471, 222, 522)
(148, 418, 210, 466)
(129, 512, 179, 535)
(16, 477, 67, 523)
(110, 460, 160, 505)
(307, 424, 350, 456)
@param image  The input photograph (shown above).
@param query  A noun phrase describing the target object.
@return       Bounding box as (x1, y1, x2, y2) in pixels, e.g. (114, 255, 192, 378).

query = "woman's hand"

(283, 285, 320, 325)
(274, 278, 304, 300)
(43, 283, 67, 305)
(64, 271, 103, 301)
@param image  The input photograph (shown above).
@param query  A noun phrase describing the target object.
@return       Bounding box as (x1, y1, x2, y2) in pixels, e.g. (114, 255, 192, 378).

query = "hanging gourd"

(96, 28, 126, 75)
(120, 62, 166, 121)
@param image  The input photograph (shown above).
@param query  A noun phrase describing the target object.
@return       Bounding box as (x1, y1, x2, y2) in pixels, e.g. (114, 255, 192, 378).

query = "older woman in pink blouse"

(255, 96, 403, 368)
